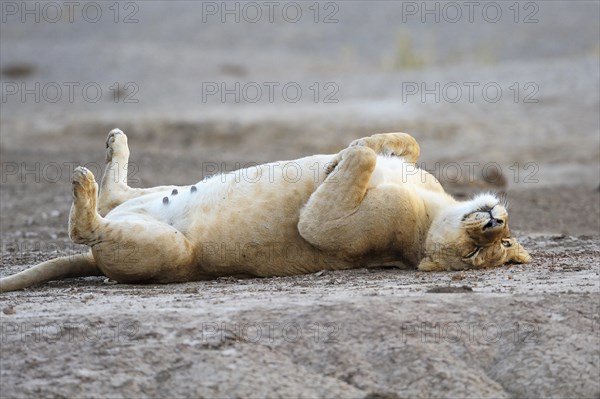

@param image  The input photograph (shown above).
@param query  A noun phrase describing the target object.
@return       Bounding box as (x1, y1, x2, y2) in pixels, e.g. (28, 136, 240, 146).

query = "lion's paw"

(105, 128, 129, 163)
(348, 138, 367, 148)
(348, 133, 419, 162)
(72, 166, 97, 199)
(326, 146, 376, 176)
(73, 166, 95, 184)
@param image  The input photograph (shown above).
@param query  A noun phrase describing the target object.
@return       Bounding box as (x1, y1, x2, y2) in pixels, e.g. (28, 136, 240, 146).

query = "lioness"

(0, 129, 530, 292)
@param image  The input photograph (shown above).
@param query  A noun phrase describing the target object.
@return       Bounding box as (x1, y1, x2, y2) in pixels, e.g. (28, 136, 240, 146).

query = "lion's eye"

(502, 239, 512, 247)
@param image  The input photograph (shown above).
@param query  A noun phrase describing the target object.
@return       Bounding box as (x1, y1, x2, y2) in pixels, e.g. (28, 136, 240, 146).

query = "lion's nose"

(484, 218, 503, 229)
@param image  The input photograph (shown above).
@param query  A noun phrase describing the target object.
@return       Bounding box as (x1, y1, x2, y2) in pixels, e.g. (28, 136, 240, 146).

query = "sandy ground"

(1, 1, 599, 398)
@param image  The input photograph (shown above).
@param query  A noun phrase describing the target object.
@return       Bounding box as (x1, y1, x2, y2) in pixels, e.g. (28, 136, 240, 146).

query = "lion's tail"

(0, 252, 101, 293)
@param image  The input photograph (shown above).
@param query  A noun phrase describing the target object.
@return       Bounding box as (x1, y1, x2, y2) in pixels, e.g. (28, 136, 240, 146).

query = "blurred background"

(1, 0, 599, 241)
(2, 3, 599, 397)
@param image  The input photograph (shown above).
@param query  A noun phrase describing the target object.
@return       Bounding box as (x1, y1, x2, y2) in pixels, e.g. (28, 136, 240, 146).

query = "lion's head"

(418, 194, 531, 271)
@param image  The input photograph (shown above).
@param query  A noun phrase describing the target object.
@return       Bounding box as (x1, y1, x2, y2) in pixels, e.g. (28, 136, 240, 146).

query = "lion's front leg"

(298, 146, 394, 258)
(349, 132, 420, 164)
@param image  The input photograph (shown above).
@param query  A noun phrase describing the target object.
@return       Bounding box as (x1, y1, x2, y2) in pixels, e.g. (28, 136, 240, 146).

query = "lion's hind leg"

(97, 128, 131, 215)
(70, 166, 102, 245)
(98, 129, 180, 216)
(350, 132, 420, 164)
(70, 166, 197, 284)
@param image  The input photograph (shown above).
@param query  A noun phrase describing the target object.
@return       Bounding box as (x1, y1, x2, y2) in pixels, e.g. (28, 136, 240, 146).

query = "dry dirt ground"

(1, 1, 599, 398)
(0, 122, 598, 398)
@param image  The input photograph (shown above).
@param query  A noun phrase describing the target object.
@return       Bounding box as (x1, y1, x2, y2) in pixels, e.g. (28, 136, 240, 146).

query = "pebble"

(2, 306, 16, 315)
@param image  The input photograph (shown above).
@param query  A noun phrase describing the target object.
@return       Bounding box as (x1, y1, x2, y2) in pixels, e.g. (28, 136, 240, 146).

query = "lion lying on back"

(0, 130, 530, 292)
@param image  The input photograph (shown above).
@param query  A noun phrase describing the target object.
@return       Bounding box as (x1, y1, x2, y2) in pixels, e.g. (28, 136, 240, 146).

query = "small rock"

(451, 272, 466, 281)
(222, 348, 238, 356)
(3, 306, 16, 315)
(155, 370, 171, 383)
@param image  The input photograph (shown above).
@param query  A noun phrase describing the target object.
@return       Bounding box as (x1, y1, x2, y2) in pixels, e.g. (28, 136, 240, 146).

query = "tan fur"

(0, 130, 530, 292)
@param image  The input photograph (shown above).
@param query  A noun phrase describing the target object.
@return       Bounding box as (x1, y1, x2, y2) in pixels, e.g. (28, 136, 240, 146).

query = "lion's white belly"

(105, 175, 236, 231)
(105, 154, 436, 232)
(105, 155, 332, 230)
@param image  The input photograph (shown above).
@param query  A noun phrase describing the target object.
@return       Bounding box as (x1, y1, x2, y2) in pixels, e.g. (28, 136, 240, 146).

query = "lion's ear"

(508, 242, 532, 264)
(418, 256, 444, 271)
